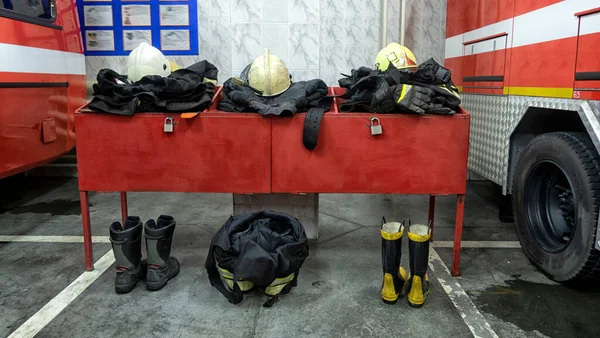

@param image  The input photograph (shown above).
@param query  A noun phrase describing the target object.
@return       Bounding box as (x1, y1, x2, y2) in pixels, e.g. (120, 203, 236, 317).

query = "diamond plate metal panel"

(461, 94, 509, 187)
(463, 93, 600, 194)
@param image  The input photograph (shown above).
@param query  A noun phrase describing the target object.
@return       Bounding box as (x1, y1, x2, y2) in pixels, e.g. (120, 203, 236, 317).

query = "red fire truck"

(0, 0, 85, 179)
(445, 0, 600, 283)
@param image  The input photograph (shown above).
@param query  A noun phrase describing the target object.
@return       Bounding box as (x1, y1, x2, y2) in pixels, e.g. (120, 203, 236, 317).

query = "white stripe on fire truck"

(1, 42, 85, 75)
(445, 0, 600, 59)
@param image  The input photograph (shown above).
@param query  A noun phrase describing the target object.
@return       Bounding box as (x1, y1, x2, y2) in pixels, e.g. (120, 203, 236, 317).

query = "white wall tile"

(261, 23, 289, 62)
(291, 70, 319, 82)
(198, 16, 231, 47)
(349, 46, 378, 69)
(209, 0, 230, 17)
(232, 69, 244, 77)
(387, 17, 400, 44)
(262, 0, 288, 22)
(198, 0, 210, 18)
(231, 0, 262, 22)
(169, 56, 201, 68)
(288, 0, 319, 22)
(288, 23, 319, 69)
(200, 45, 232, 77)
(348, 0, 381, 18)
(320, 17, 351, 46)
(231, 23, 262, 69)
(320, 0, 346, 17)
(320, 46, 353, 85)
(88, 0, 447, 92)
(387, 0, 400, 18)
(422, 0, 445, 47)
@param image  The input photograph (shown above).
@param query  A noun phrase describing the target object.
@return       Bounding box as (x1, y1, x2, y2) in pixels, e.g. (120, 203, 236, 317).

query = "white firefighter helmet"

(375, 43, 418, 71)
(126, 42, 171, 83)
(247, 48, 291, 96)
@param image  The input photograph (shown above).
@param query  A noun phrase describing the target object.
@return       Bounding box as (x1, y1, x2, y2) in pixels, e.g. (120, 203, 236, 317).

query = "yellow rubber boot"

(381, 219, 407, 304)
(406, 222, 431, 308)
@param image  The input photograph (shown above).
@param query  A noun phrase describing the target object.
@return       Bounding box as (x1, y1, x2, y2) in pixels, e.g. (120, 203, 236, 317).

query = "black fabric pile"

(88, 60, 219, 115)
(217, 78, 331, 116)
(205, 211, 309, 306)
(338, 58, 461, 115)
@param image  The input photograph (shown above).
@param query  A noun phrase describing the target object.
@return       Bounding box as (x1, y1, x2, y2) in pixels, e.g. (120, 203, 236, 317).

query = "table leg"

(428, 195, 435, 242)
(120, 192, 128, 224)
(452, 194, 465, 276)
(80, 191, 94, 271)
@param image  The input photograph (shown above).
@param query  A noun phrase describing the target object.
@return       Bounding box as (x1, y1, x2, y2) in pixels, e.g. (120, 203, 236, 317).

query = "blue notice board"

(77, 0, 198, 56)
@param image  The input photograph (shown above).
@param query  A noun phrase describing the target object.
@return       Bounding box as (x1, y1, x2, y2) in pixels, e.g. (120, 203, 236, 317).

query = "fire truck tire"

(513, 132, 600, 284)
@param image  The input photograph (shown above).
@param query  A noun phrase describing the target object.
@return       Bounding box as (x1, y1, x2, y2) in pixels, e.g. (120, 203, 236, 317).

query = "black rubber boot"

(110, 216, 146, 294)
(406, 221, 431, 308)
(145, 215, 180, 291)
(380, 219, 407, 304)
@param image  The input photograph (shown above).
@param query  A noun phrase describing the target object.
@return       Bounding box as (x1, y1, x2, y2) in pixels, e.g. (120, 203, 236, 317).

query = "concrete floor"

(1, 176, 600, 338)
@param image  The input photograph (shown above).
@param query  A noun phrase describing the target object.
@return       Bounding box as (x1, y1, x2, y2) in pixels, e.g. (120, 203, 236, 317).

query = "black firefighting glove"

(396, 85, 434, 115)
(427, 103, 455, 115)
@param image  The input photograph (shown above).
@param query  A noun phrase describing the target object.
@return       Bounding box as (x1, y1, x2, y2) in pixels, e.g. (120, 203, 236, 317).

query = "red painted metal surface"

(75, 93, 272, 193)
(575, 30, 600, 100)
(463, 32, 508, 46)
(0, 0, 85, 178)
(271, 88, 470, 194)
(574, 6, 600, 17)
(452, 194, 465, 276)
(80, 191, 93, 271)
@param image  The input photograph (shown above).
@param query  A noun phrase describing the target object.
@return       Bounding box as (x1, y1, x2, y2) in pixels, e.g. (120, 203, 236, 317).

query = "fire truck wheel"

(513, 132, 600, 284)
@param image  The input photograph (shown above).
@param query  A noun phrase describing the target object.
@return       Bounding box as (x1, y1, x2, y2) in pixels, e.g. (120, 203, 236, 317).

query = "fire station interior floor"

(1, 176, 599, 338)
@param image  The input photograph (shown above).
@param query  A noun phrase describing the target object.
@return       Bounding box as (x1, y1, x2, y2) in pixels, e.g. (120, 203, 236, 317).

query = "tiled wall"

(85, 0, 447, 86)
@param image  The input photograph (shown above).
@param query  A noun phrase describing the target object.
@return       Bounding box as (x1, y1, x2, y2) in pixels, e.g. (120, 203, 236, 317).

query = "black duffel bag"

(205, 210, 309, 307)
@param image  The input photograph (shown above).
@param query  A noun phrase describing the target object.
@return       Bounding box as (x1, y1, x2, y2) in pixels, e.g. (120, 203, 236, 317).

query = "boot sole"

(408, 301, 425, 308)
(146, 268, 180, 291)
(115, 280, 140, 294)
(382, 298, 398, 305)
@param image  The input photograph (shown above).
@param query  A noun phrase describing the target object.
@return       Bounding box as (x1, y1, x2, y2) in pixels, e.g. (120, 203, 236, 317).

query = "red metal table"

(76, 87, 470, 276)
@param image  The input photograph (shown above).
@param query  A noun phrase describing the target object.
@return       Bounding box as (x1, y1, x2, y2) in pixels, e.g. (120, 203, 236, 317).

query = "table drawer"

(272, 104, 470, 194)
(75, 112, 271, 193)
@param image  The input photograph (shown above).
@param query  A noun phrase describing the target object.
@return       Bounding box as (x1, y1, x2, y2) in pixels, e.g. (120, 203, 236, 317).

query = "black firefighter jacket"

(217, 78, 330, 116)
(88, 60, 218, 116)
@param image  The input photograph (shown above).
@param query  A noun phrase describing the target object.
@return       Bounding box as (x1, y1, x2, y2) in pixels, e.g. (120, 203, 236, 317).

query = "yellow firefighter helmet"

(375, 43, 418, 71)
(247, 48, 291, 96)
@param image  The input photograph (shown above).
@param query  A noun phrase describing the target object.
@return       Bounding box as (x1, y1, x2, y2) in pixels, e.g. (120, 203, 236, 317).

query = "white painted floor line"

(8, 250, 115, 338)
(429, 248, 499, 338)
(0, 235, 110, 243)
(433, 241, 521, 248)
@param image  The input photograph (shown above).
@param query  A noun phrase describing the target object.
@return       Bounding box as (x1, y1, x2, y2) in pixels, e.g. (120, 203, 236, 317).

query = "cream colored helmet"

(247, 48, 291, 96)
(127, 42, 171, 83)
(375, 43, 418, 71)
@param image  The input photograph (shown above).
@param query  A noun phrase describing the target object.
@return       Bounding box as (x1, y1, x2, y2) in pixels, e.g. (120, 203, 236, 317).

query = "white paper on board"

(159, 5, 189, 26)
(123, 30, 152, 50)
(83, 6, 113, 26)
(86, 30, 115, 51)
(160, 30, 190, 51)
(122, 5, 151, 26)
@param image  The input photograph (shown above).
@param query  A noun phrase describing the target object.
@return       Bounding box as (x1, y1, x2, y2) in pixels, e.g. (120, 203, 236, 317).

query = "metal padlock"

(370, 117, 382, 135)
(163, 117, 174, 133)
